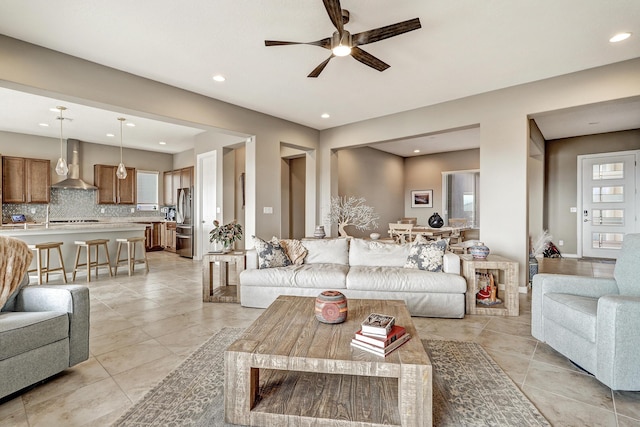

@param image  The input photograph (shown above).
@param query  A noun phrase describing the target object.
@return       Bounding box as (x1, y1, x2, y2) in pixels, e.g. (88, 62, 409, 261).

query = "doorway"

(281, 156, 306, 239)
(197, 151, 217, 256)
(578, 151, 640, 259)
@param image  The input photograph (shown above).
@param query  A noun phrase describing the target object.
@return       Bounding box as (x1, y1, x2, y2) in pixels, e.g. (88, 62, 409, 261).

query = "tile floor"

(0, 253, 638, 426)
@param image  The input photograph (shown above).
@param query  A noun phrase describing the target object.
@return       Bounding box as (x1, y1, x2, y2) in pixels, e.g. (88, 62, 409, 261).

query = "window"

(442, 170, 480, 227)
(136, 170, 159, 211)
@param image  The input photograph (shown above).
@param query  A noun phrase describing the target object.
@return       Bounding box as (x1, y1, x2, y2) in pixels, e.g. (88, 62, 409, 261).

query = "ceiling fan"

(265, 0, 421, 77)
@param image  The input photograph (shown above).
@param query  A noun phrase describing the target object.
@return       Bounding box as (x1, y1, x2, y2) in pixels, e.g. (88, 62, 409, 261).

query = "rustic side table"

(202, 251, 245, 303)
(460, 254, 519, 316)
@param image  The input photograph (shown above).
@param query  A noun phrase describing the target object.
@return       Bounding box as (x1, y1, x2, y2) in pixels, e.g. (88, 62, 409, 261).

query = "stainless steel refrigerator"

(176, 187, 193, 258)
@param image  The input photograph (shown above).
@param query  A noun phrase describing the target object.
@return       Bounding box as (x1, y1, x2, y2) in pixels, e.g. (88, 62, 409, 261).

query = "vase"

(315, 290, 348, 324)
(428, 212, 444, 228)
(314, 225, 326, 239)
(470, 242, 490, 259)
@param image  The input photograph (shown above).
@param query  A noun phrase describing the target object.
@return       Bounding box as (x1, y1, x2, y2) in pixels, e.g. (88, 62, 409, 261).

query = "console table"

(461, 254, 519, 316)
(202, 251, 245, 303)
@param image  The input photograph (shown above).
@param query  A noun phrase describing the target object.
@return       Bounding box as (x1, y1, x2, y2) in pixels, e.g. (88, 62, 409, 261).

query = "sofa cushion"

(404, 239, 448, 272)
(0, 311, 69, 360)
(347, 266, 467, 293)
(302, 238, 349, 265)
(253, 236, 292, 269)
(279, 239, 307, 265)
(543, 293, 598, 343)
(240, 263, 348, 289)
(349, 238, 410, 267)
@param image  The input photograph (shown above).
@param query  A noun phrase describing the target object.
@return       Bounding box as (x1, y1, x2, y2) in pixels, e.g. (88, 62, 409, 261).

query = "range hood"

(51, 139, 97, 190)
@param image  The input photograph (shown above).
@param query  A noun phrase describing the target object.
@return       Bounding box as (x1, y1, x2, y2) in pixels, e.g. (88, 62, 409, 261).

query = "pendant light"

(54, 106, 69, 176)
(116, 117, 128, 179)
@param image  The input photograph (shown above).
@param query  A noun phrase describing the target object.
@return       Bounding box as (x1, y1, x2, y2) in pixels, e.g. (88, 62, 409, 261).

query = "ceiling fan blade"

(352, 18, 421, 46)
(308, 55, 334, 78)
(265, 37, 331, 49)
(322, 0, 344, 35)
(351, 47, 390, 72)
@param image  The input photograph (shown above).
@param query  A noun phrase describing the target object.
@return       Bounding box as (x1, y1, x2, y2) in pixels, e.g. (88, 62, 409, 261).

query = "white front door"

(580, 152, 639, 259)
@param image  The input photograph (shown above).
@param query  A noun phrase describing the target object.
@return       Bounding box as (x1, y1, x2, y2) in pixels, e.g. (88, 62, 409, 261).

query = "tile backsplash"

(2, 188, 165, 222)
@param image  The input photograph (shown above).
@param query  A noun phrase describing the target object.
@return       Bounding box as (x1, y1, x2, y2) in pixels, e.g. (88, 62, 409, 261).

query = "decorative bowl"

(370, 233, 381, 240)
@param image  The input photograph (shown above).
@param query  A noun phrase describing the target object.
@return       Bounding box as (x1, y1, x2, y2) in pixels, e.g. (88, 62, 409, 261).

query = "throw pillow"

(253, 236, 292, 269)
(404, 239, 448, 272)
(279, 239, 308, 265)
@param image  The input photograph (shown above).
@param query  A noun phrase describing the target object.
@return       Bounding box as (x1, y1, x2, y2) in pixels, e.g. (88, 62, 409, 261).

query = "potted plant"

(209, 220, 243, 253)
(326, 196, 379, 237)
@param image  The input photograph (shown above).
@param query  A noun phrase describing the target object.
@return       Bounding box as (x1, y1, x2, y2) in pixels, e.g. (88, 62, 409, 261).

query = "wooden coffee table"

(224, 296, 432, 426)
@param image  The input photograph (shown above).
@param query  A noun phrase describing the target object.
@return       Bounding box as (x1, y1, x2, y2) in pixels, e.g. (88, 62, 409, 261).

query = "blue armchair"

(531, 233, 640, 391)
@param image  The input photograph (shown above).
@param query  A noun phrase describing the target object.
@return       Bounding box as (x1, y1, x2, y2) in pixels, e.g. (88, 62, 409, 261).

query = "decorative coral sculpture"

(327, 196, 379, 237)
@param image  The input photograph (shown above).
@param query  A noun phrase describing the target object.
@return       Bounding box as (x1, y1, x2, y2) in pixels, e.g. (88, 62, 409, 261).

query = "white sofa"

(240, 238, 467, 318)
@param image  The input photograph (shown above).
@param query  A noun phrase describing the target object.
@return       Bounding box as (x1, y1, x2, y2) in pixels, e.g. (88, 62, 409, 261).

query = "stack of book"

(350, 313, 411, 356)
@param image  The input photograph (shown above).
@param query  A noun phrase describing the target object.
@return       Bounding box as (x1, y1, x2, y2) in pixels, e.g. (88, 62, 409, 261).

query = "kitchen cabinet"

(163, 171, 175, 205)
(162, 221, 177, 252)
(163, 166, 193, 205)
(180, 166, 193, 189)
(94, 164, 136, 204)
(2, 156, 50, 203)
(143, 222, 163, 251)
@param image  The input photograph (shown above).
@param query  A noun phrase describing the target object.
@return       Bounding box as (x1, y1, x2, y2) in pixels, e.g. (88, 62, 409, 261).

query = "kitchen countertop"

(0, 222, 148, 235)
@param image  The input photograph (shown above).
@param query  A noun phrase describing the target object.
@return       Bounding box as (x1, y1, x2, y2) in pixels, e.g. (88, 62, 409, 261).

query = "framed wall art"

(411, 189, 433, 208)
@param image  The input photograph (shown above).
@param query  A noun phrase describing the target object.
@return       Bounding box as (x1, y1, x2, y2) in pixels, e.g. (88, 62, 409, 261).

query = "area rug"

(112, 328, 549, 427)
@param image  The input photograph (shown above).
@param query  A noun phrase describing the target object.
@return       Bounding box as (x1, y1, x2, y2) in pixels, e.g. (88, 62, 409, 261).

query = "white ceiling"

(0, 0, 639, 155)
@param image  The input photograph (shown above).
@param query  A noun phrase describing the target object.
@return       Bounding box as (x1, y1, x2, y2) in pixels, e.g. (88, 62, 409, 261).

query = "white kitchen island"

(1, 223, 147, 280)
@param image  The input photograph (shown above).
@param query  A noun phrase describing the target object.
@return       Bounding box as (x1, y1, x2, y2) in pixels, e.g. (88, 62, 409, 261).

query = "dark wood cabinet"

(162, 221, 177, 252)
(2, 156, 50, 203)
(94, 164, 136, 204)
(143, 222, 163, 251)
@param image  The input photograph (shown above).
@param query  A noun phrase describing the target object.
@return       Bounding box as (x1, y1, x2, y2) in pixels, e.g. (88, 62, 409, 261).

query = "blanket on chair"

(0, 236, 33, 308)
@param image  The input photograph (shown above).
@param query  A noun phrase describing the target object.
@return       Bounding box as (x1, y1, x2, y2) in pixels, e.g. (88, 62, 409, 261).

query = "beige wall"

(545, 129, 640, 255)
(404, 149, 480, 225)
(0, 35, 319, 256)
(337, 147, 404, 238)
(320, 59, 640, 285)
(528, 120, 545, 249)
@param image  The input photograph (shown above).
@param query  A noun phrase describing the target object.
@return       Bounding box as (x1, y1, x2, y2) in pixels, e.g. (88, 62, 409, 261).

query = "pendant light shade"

(55, 106, 69, 176)
(116, 117, 127, 179)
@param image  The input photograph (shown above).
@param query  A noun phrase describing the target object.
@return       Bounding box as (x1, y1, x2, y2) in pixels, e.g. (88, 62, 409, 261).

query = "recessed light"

(321, 113, 330, 119)
(213, 75, 226, 82)
(413, 149, 420, 153)
(38, 123, 49, 127)
(159, 141, 167, 145)
(588, 121, 600, 125)
(106, 133, 115, 137)
(126, 122, 135, 127)
(609, 32, 631, 43)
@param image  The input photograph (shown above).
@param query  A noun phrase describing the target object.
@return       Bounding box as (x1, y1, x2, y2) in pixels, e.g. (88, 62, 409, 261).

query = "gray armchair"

(531, 233, 640, 391)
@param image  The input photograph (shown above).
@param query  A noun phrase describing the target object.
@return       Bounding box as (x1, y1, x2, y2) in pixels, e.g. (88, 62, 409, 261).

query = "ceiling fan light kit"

(331, 30, 352, 56)
(265, 0, 421, 77)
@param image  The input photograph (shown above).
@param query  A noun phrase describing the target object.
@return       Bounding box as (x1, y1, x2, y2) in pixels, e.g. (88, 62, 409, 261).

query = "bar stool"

(114, 237, 149, 276)
(72, 239, 113, 282)
(27, 242, 67, 284)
